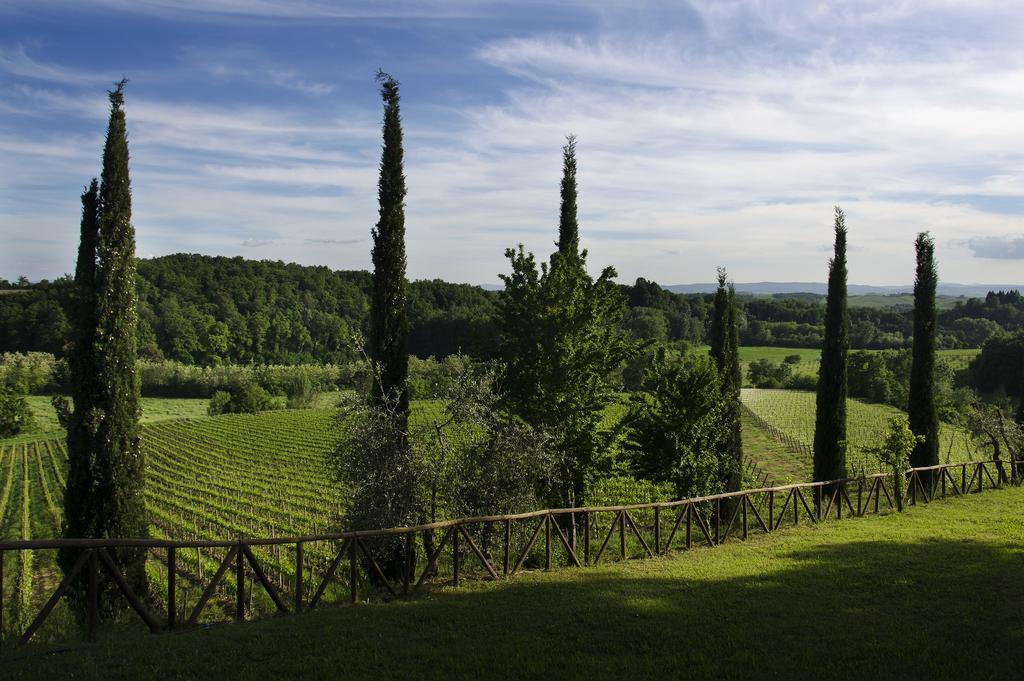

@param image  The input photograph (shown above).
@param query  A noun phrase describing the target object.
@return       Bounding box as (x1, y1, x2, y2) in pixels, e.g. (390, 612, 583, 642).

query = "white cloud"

(4, 2, 1024, 286)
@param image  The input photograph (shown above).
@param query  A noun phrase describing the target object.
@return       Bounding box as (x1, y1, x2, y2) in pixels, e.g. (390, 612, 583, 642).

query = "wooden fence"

(0, 458, 1020, 648)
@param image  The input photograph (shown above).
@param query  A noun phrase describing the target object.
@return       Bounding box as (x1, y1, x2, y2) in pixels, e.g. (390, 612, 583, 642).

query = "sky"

(2, 1, 1023, 287)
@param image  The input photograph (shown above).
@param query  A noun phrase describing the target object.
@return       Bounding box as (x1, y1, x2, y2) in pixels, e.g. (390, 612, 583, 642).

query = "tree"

(814, 207, 849, 483)
(0, 385, 35, 437)
(498, 137, 633, 512)
(61, 80, 149, 613)
(710, 268, 743, 492)
(625, 350, 726, 499)
(908, 232, 940, 475)
(369, 70, 410, 424)
(864, 417, 920, 512)
(556, 135, 580, 257)
(333, 73, 416, 582)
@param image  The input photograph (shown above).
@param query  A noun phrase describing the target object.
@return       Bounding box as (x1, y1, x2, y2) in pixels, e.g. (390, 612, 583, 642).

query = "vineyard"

(0, 406, 376, 640)
(0, 398, 664, 642)
(0, 385, 990, 643)
(741, 388, 978, 474)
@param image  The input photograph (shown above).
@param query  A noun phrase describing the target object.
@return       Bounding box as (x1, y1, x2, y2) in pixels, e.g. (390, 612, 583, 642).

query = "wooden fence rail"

(1, 458, 1019, 648)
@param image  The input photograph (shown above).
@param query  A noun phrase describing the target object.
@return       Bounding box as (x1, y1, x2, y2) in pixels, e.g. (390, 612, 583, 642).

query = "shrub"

(785, 374, 817, 391)
(285, 371, 318, 409)
(0, 386, 35, 437)
(207, 383, 277, 415)
(207, 390, 232, 416)
(747, 358, 792, 388)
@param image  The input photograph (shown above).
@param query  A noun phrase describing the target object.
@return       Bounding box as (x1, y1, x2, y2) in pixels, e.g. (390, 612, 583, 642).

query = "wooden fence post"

(583, 512, 591, 566)
(295, 541, 304, 611)
(88, 549, 98, 641)
(653, 507, 661, 555)
(167, 546, 176, 629)
(349, 539, 357, 604)
(619, 511, 627, 560)
(544, 515, 551, 570)
(741, 496, 748, 540)
(453, 525, 461, 585)
(402, 535, 411, 597)
(503, 519, 511, 576)
(714, 500, 721, 545)
(236, 543, 245, 621)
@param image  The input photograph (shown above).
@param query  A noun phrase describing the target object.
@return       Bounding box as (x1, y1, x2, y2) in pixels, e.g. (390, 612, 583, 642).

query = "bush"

(207, 391, 232, 416)
(0, 387, 35, 437)
(784, 374, 817, 391)
(139, 360, 345, 398)
(747, 358, 792, 389)
(286, 371, 318, 409)
(207, 383, 277, 415)
(0, 352, 64, 394)
(783, 354, 802, 365)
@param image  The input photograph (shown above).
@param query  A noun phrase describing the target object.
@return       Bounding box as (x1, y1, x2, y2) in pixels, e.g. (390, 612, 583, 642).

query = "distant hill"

(664, 282, 1023, 298)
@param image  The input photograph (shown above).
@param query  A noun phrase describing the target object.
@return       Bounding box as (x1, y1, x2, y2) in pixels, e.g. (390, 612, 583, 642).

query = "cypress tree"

(556, 135, 579, 258)
(813, 207, 849, 483)
(908, 232, 940, 475)
(710, 268, 743, 492)
(59, 179, 100, 584)
(499, 137, 633, 513)
(369, 71, 409, 423)
(62, 80, 148, 611)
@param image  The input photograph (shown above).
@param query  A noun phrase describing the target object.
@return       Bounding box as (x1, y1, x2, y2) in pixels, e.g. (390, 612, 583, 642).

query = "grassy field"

(3, 483, 1021, 680)
(740, 411, 812, 484)
(12, 396, 212, 440)
(741, 388, 977, 475)
(732, 346, 980, 382)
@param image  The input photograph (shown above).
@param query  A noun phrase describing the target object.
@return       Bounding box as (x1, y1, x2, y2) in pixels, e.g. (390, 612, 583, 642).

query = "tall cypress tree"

(908, 232, 939, 475)
(710, 268, 743, 492)
(60, 179, 100, 584)
(369, 71, 409, 424)
(556, 135, 579, 258)
(62, 80, 148, 611)
(814, 207, 849, 483)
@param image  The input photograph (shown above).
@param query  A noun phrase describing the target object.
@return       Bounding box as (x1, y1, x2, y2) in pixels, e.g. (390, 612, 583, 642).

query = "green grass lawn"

(5, 485, 1023, 680)
(731, 346, 981, 383)
(740, 411, 811, 484)
(12, 396, 211, 438)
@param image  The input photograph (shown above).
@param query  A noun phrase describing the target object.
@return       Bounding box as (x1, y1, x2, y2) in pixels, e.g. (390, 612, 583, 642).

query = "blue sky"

(2, 1, 1023, 286)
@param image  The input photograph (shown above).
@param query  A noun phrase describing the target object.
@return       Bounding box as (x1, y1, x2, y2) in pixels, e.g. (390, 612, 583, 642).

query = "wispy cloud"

(968, 235, 1024, 260)
(0, 44, 106, 85)
(3, 1, 1024, 286)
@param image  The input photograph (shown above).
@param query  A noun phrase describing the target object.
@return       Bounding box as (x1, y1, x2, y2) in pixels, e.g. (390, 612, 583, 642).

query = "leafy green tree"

(61, 80, 148, 612)
(0, 386, 35, 437)
(969, 330, 1024, 399)
(710, 268, 742, 492)
(814, 207, 849, 483)
(369, 71, 410, 424)
(498, 137, 633, 510)
(864, 417, 920, 512)
(746, 358, 793, 388)
(908, 232, 940, 474)
(625, 350, 726, 499)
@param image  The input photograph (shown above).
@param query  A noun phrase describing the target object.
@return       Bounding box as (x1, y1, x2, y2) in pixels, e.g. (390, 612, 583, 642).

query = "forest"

(2, 256, 1022, 364)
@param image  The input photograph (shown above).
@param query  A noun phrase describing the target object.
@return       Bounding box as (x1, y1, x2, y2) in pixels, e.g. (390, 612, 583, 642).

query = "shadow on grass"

(3, 533, 1022, 681)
